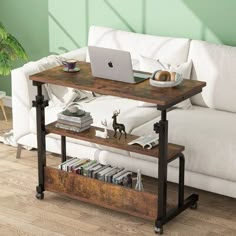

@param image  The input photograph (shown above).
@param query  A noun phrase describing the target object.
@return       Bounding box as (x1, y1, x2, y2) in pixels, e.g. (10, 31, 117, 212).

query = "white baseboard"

(3, 96, 12, 108)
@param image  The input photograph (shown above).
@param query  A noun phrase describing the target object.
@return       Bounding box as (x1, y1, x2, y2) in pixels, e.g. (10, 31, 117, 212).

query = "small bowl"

(149, 73, 183, 88)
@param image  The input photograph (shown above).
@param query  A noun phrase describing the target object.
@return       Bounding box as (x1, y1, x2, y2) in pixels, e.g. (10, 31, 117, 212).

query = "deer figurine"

(95, 120, 109, 139)
(112, 110, 127, 140)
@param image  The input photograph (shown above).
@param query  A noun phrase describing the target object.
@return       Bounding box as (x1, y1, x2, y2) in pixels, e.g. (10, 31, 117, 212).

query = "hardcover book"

(114, 171, 132, 185)
(105, 167, 124, 183)
(78, 160, 97, 175)
(71, 159, 89, 173)
(92, 165, 109, 179)
(97, 167, 113, 181)
(59, 157, 78, 171)
(55, 123, 91, 132)
(112, 169, 128, 184)
(57, 111, 92, 123)
(57, 118, 93, 128)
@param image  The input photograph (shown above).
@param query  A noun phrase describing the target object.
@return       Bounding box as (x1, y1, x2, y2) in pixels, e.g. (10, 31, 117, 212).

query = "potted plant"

(0, 22, 28, 76)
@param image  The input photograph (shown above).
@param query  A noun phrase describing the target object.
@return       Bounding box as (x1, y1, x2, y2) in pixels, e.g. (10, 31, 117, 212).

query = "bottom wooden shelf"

(44, 166, 158, 220)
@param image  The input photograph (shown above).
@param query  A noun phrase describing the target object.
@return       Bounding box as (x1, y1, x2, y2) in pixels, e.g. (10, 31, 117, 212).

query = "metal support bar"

(61, 136, 66, 163)
(155, 109, 168, 222)
(178, 153, 185, 208)
(32, 81, 48, 200)
(154, 109, 199, 234)
(159, 194, 199, 227)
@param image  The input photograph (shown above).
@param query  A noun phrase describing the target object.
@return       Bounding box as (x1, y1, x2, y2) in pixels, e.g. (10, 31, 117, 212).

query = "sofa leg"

(16, 144, 22, 159)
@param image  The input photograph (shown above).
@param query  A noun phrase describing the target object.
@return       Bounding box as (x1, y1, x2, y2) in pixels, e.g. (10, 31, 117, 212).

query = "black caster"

(154, 226, 163, 235)
(36, 192, 44, 200)
(190, 202, 198, 210)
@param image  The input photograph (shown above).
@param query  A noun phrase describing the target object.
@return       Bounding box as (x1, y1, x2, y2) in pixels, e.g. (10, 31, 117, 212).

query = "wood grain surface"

(45, 167, 158, 220)
(46, 123, 184, 161)
(30, 61, 206, 109)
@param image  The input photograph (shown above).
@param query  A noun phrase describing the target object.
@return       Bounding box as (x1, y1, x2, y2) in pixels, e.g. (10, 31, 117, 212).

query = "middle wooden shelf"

(46, 122, 184, 162)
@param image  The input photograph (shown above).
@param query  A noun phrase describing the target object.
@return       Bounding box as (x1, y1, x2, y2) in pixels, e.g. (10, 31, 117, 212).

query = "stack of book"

(58, 158, 133, 188)
(56, 109, 93, 132)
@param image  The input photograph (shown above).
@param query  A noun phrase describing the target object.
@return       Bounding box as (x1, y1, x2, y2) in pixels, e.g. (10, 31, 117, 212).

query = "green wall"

(1, 0, 236, 96)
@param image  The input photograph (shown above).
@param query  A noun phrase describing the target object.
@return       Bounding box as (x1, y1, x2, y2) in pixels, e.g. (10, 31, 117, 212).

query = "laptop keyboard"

(133, 72, 150, 79)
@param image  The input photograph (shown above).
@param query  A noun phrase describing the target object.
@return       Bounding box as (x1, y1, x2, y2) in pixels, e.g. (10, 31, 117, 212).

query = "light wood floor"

(0, 107, 236, 236)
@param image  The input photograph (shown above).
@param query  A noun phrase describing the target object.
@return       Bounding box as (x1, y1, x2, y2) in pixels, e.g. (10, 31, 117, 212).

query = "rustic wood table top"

(30, 61, 206, 110)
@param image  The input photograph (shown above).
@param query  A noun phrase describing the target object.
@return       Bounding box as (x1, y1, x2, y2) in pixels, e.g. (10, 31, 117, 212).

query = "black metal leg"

(154, 110, 168, 234)
(32, 81, 48, 200)
(178, 153, 185, 208)
(61, 136, 66, 163)
(154, 111, 199, 234)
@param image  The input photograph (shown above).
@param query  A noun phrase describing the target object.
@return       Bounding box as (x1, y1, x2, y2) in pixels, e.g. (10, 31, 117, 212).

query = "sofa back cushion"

(189, 40, 236, 113)
(87, 26, 190, 67)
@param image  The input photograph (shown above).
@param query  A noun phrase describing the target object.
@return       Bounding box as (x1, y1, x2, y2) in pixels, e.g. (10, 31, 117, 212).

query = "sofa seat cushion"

(131, 106, 236, 182)
(189, 40, 236, 113)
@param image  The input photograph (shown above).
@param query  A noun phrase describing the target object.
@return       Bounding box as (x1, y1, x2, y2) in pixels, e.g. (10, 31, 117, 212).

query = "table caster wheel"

(154, 226, 163, 234)
(36, 192, 44, 200)
(190, 202, 198, 209)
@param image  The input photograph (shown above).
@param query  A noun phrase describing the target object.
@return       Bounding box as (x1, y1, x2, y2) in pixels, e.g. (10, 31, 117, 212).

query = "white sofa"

(11, 26, 236, 198)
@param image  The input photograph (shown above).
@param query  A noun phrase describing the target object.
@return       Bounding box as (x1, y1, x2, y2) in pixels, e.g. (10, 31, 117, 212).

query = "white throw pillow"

(139, 55, 193, 109)
(45, 84, 78, 106)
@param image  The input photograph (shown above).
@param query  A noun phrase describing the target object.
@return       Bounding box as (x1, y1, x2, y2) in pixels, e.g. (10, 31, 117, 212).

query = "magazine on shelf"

(128, 135, 159, 149)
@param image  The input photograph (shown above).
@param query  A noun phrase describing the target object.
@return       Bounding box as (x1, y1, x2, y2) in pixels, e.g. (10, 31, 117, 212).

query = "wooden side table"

(0, 91, 7, 121)
(30, 62, 206, 234)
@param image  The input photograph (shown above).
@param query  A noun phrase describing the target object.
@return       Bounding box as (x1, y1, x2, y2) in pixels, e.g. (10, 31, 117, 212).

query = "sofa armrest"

(11, 47, 87, 141)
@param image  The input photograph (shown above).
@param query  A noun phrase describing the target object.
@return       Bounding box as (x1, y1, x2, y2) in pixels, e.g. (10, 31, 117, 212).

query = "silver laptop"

(88, 46, 150, 84)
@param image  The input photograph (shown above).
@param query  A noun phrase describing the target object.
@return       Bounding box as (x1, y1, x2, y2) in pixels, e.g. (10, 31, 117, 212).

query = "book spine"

(55, 123, 91, 132)
(57, 113, 91, 123)
(57, 119, 93, 128)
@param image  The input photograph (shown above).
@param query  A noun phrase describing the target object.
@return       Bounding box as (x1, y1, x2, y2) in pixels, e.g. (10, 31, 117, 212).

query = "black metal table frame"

(32, 81, 198, 235)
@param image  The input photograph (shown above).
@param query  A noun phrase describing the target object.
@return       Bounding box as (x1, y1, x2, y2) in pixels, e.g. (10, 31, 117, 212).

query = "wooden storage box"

(45, 166, 158, 220)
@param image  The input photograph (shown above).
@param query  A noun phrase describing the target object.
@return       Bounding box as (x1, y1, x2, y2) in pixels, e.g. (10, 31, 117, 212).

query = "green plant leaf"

(0, 22, 8, 40)
(0, 22, 28, 76)
(0, 52, 12, 75)
(5, 34, 28, 61)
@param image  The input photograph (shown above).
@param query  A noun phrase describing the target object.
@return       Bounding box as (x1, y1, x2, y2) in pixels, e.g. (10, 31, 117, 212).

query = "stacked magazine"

(56, 108, 93, 132)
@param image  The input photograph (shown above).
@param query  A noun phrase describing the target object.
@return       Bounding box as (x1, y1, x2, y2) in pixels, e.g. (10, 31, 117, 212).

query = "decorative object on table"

(95, 119, 109, 139)
(112, 110, 127, 139)
(63, 103, 86, 116)
(56, 103, 93, 132)
(0, 22, 28, 76)
(62, 59, 80, 72)
(149, 70, 183, 88)
(128, 135, 159, 149)
(135, 169, 144, 191)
